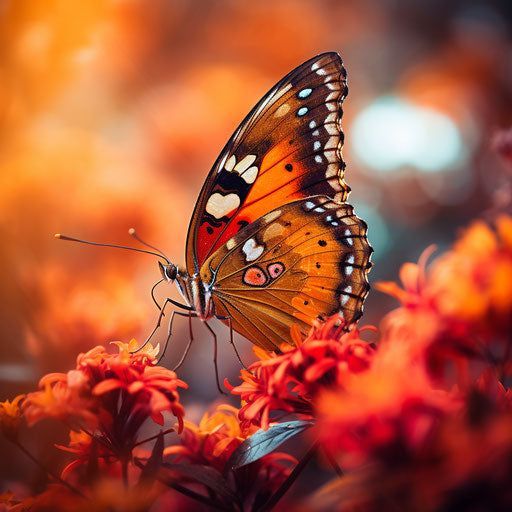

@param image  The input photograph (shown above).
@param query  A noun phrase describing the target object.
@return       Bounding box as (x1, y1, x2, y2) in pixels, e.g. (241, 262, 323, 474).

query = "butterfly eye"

(267, 262, 285, 279)
(242, 266, 268, 287)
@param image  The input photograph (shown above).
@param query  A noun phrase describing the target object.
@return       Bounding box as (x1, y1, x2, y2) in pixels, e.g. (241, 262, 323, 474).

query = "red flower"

(316, 332, 460, 467)
(228, 315, 376, 430)
(23, 340, 187, 477)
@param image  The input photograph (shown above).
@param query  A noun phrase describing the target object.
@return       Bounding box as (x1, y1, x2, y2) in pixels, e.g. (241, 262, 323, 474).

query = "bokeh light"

(351, 96, 466, 173)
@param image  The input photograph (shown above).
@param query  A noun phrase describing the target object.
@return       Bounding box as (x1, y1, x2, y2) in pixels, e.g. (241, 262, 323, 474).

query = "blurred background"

(1, 0, 511, 488)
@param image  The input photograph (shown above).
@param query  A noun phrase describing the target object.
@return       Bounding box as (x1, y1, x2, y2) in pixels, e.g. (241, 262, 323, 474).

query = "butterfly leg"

(204, 322, 226, 395)
(158, 310, 197, 364)
(133, 297, 174, 353)
(150, 278, 165, 311)
(173, 312, 195, 371)
(216, 315, 248, 369)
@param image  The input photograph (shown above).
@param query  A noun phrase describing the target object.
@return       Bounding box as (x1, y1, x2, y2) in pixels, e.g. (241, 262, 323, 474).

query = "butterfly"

(57, 52, 372, 357)
(157, 51, 373, 352)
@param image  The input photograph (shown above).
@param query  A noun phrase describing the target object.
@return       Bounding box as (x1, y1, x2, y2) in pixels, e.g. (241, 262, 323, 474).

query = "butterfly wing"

(186, 52, 349, 275)
(199, 197, 372, 351)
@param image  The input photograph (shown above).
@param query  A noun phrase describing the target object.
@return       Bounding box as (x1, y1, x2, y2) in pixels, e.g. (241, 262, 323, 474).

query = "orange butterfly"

(58, 52, 372, 368)
(160, 52, 372, 351)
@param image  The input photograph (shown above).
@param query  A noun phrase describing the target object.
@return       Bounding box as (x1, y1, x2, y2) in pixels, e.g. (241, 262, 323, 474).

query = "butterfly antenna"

(128, 228, 170, 262)
(54, 233, 170, 263)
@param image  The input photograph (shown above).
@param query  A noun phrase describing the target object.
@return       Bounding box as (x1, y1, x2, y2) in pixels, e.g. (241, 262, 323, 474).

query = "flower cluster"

(14, 339, 187, 495)
(228, 317, 376, 430)
(24, 340, 186, 437)
(312, 216, 512, 509)
(1, 343, 295, 511)
(2, 215, 512, 511)
(164, 404, 295, 510)
(378, 216, 512, 384)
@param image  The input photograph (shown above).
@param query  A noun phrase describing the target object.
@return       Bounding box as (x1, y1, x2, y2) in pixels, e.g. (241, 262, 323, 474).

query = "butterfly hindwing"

(186, 52, 350, 274)
(199, 197, 372, 351)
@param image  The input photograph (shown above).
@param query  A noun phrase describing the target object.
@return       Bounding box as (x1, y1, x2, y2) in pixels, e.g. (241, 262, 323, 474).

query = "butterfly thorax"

(174, 270, 215, 321)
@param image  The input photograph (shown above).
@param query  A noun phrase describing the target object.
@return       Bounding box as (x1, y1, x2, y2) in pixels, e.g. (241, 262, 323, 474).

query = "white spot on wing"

(324, 137, 339, 151)
(340, 285, 353, 306)
(298, 107, 308, 116)
(326, 164, 338, 178)
(205, 193, 240, 219)
(263, 210, 282, 223)
(242, 166, 258, 184)
(275, 103, 290, 118)
(345, 265, 353, 275)
(242, 238, 264, 262)
(325, 113, 337, 123)
(325, 123, 338, 135)
(314, 141, 321, 151)
(345, 228, 354, 246)
(225, 155, 236, 172)
(226, 238, 236, 250)
(234, 154, 257, 173)
(298, 88, 313, 98)
(325, 151, 337, 163)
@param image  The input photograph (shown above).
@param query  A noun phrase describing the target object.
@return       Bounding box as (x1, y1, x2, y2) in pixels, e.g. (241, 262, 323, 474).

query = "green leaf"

(138, 431, 164, 484)
(228, 420, 314, 469)
(162, 463, 239, 504)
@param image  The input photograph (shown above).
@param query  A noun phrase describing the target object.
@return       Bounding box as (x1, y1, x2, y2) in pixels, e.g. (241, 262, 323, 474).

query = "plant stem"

(499, 339, 512, 382)
(158, 476, 232, 512)
(257, 441, 319, 512)
(133, 428, 175, 447)
(121, 457, 129, 488)
(322, 446, 344, 477)
(14, 440, 87, 499)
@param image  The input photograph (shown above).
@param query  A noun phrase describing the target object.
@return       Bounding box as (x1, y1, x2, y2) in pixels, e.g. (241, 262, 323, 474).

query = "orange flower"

(0, 394, 25, 440)
(377, 217, 512, 385)
(376, 244, 436, 308)
(165, 404, 248, 470)
(23, 340, 187, 469)
(23, 374, 98, 429)
(165, 403, 295, 508)
(430, 217, 512, 327)
(228, 315, 376, 430)
(317, 333, 459, 467)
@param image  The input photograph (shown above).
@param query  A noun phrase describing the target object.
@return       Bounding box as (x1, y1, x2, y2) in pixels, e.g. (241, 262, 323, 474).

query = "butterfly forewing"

(186, 52, 350, 274)
(200, 197, 372, 351)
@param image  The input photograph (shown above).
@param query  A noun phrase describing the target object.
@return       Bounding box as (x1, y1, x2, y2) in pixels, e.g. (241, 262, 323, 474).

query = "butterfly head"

(159, 261, 178, 282)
